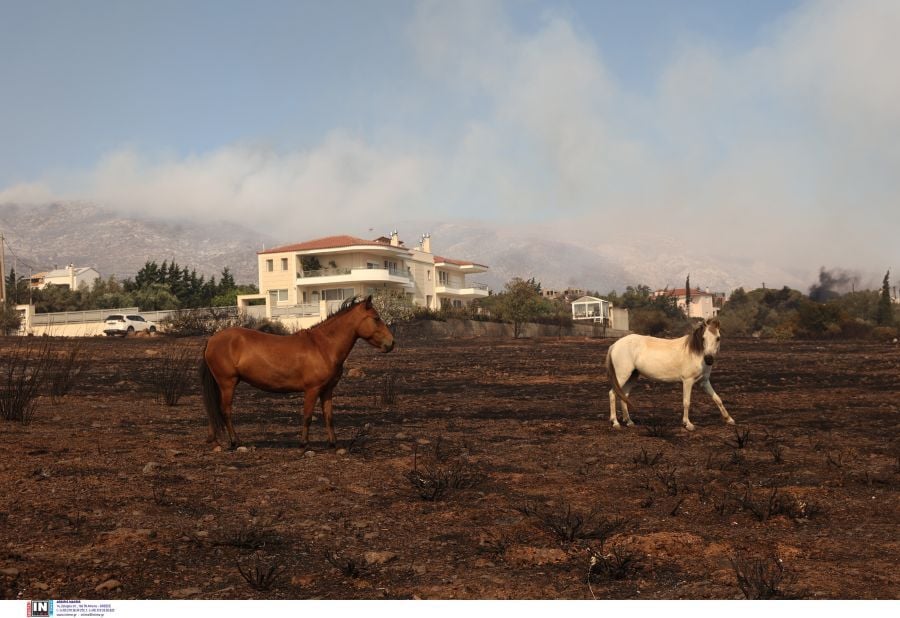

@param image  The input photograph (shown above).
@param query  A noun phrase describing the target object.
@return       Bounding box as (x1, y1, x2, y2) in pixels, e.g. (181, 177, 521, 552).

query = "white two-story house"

(245, 231, 489, 325)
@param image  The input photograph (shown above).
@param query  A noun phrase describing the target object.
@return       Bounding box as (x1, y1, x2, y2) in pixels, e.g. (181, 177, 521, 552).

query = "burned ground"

(0, 333, 898, 599)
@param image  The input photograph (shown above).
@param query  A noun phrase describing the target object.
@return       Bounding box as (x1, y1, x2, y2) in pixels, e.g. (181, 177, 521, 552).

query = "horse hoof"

(726, 417, 736, 425)
(611, 423, 622, 431)
(625, 420, 635, 427)
(683, 423, 695, 432)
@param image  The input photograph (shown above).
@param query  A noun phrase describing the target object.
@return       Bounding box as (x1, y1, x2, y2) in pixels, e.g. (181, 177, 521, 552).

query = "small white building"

(36, 265, 100, 290)
(571, 295, 629, 331)
(652, 287, 720, 320)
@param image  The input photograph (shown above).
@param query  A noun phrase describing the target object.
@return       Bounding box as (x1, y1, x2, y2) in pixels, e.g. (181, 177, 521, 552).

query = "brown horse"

(199, 296, 394, 449)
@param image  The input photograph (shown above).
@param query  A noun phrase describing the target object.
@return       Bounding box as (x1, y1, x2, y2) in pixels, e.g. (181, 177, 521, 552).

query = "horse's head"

(355, 295, 395, 353)
(691, 317, 721, 365)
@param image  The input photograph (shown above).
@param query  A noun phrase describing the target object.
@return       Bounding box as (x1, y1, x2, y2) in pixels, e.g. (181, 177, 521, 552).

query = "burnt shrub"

(518, 502, 626, 546)
(730, 553, 790, 599)
(588, 545, 643, 582)
(0, 339, 52, 423)
(162, 308, 290, 337)
(48, 339, 88, 404)
(236, 551, 283, 591)
(147, 344, 197, 406)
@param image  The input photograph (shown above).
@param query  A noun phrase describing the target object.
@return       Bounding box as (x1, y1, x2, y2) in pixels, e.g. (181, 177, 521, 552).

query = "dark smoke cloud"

(809, 267, 860, 302)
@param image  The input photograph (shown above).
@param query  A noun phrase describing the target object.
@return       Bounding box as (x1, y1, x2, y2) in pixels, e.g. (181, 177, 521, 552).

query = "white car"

(103, 314, 157, 337)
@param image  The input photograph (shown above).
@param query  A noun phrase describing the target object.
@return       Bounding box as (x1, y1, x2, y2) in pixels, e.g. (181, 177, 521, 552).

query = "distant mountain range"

(0, 202, 808, 293)
(0, 203, 273, 285)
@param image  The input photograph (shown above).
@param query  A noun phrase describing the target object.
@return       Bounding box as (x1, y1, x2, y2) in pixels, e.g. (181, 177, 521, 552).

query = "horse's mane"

(687, 322, 706, 355)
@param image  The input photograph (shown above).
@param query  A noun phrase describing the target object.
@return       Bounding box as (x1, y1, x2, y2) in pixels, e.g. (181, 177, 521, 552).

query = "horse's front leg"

(320, 387, 337, 448)
(701, 379, 735, 425)
(300, 388, 319, 449)
(681, 379, 695, 431)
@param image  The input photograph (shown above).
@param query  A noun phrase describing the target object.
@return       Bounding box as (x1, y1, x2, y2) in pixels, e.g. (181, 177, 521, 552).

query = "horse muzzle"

(704, 355, 715, 366)
(381, 340, 395, 353)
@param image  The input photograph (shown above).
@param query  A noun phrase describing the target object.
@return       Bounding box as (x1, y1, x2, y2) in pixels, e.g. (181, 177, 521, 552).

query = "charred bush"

(406, 460, 484, 501)
(147, 344, 196, 406)
(375, 371, 397, 408)
(518, 502, 626, 546)
(162, 308, 289, 337)
(0, 339, 52, 423)
(632, 447, 663, 467)
(48, 340, 88, 404)
(217, 524, 285, 550)
(236, 551, 283, 591)
(643, 416, 675, 440)
(726, 427, 751, 449)
(325, 550, 363, 578)
(730, 553, 789, 599)
(588, 545, 643, 582)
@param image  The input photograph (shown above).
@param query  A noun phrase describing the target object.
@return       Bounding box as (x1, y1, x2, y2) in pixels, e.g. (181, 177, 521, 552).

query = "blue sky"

(1, 0, 898, 280)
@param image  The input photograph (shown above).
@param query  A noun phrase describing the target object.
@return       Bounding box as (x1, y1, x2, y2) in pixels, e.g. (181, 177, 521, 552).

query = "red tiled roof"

(655, 287, 713, 297)
(434, 255, 489, 269)
(259, 235, 398, 255)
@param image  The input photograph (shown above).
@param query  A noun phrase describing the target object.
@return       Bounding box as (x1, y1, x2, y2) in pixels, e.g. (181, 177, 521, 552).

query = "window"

(281, 258, 288, 271)
(439, 271, 449, 284)
(427, 270, 432, 281)
(323, 288, 356, 301)
(268, 289, 289, 304)
(266, 259, 274, 272)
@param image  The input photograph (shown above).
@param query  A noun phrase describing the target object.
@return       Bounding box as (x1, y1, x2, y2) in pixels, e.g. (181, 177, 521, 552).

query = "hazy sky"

(1, 0, 898, 284)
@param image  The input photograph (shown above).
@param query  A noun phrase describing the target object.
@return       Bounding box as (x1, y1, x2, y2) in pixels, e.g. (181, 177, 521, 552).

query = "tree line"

(3, 260, 258, 314)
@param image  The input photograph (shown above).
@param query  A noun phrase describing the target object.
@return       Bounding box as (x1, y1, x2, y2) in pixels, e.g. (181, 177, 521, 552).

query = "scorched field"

(0, 331, 898, 599)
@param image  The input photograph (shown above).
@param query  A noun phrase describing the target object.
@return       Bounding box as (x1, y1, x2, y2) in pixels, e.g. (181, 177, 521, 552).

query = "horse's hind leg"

(701, 379, 735, 425)
(220, 380, 240, 449)
(620, 372, 639, 427)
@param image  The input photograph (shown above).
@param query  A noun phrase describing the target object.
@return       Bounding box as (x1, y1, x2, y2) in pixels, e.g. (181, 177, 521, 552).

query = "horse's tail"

(605, 345, 633, 408)
(199, 346, 226, 442)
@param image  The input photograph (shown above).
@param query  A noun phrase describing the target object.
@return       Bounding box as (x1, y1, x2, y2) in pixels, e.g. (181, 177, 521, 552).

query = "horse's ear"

(365, 295, 373, 309)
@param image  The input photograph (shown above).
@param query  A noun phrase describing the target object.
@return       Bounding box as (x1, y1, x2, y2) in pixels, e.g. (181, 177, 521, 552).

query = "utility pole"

(0, 233, 6, 305)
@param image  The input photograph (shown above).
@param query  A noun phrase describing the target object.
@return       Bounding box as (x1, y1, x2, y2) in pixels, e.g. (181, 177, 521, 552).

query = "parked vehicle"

(103, 314, 157, 336)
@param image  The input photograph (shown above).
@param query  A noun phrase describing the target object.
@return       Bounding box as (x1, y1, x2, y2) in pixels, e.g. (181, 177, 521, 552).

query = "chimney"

(422, 233, 431, 253)
(390, 230, 400, 247)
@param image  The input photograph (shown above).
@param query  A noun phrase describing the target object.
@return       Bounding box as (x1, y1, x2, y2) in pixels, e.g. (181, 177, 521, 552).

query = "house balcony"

(435, 281, 490, 298)
(296, 266, 413, 288)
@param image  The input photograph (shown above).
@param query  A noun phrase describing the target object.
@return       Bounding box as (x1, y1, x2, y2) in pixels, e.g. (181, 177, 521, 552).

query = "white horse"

(605, 317, 735, 431)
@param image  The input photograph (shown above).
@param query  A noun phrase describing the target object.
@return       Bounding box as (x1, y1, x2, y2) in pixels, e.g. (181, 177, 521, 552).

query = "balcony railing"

(299, 265, 408, 279)
(437, 281, 489, 291)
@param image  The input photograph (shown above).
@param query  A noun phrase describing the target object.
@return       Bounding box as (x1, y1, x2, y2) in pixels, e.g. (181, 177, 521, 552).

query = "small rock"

(291, 574, 316, 587)
(304, 450, 316, 458)
(416, 438, 431, 445)
(335, 448, 348, 456)
(212, 446, 223, 453)
(1, 567, 19, 577)
(412, 565, 426, 575)
(317, 476, 330, 484)
(236, 446, 249, 453)
(52, 416, 62, 422)
(584, 456, 599, 465)
(33, 582, 49, 591)
(364, 551, 397, 566)
(142, 462, 159, 475)
(394, 432, 408, 440)
(170, 587, 202, 598)
(95, 579, 121, 592)
(346, 367, 365, 378)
